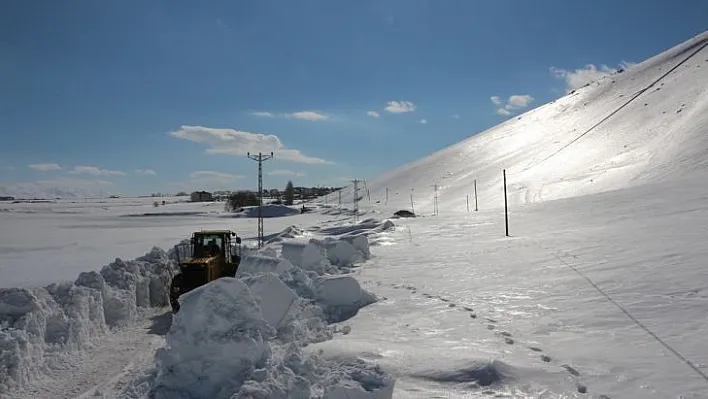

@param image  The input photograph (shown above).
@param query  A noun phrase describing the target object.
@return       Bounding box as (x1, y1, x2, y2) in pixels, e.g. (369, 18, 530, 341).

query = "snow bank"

(150, 220, 394, 398)
(0, 247, 176, 394)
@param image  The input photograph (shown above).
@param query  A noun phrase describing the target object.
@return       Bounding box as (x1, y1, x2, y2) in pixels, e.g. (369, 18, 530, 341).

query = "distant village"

(183, 185, 343, 203)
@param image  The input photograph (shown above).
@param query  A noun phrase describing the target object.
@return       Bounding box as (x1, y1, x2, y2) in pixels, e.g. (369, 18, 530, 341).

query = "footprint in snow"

(562, 364, 581, 376)
(487, 324, 495, 330)
(541, 355, 552, 362)
(528, 346, 543, 352)
(504, 337, 515, 345)
(498, 331, 512, 337)
(448, 303, 456, 308)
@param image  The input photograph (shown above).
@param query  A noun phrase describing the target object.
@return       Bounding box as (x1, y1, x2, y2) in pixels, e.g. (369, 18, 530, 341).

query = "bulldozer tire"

(169, 273, 183, 313)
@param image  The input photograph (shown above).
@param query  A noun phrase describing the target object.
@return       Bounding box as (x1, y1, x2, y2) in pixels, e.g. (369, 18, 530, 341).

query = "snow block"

(151, 278, 275, 399)
(244, 273, 298, 329)
(280, 242, 308, 267)
(281, 241, 333, 275)
(314, 275, 378, 323)
(238, 254, 293, 276)
(315, 275, 363, 307)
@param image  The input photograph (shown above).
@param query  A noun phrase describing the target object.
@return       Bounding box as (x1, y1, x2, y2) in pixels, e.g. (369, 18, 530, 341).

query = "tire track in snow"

(5, 310, 169, 399)
(385, 281, 597, 396)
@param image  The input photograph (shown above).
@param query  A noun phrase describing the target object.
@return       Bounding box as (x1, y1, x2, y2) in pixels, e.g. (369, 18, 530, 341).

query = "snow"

(149, 224, 391, 399)
(2, 31, 708, 398)
(0, 247, 176, 395)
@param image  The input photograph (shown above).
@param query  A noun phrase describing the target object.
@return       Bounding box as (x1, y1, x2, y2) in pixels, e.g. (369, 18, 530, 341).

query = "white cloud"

(419, 119, 427, 124)
(367, 111, 380, 118)
(492, 94, 535, 116)
(69, 166, 126, 176)
(506, 95, 534, 109)
(384, 100, 416, 113)
(288, 111, 328, 121)
(28, 163, 62, 171)
(251, 111, 275, 117)
(135, 169, 157, 175)
(169, 125, 333, 165)
(452, 114, 460, 119)
(550, 61, 636, 92)
(267, 169, 306, 177)
(251, 110, 329, 121)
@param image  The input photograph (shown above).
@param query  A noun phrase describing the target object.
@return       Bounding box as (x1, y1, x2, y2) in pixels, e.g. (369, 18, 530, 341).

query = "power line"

(533, 241, 708, 385)
(523, 40, 708, 172)
(247, 151, 274, 248)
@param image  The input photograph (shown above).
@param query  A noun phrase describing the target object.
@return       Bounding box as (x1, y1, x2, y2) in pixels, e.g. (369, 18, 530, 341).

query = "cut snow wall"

(0, 247, 177, 394)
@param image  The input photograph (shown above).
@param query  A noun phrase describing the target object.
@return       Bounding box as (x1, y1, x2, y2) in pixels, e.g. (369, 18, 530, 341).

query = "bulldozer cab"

(173, 230, 242, 282)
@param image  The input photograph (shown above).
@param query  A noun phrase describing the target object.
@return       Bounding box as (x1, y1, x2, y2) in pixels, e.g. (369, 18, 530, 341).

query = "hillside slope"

(336, 31, 708, 215)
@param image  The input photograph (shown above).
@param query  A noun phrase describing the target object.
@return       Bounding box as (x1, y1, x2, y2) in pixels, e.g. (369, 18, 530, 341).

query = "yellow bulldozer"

(169, 229, 243, 313)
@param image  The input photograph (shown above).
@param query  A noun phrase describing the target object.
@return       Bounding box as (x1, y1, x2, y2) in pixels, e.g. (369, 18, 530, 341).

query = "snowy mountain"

(0, 183, 111, 200)
(335, 32, 708, 215)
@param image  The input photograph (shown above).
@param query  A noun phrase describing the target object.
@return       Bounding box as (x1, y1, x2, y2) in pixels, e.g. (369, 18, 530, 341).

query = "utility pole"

(247, 151, 274, 248)
(352, 179, 363, 221)
(432, 183, 439, 216)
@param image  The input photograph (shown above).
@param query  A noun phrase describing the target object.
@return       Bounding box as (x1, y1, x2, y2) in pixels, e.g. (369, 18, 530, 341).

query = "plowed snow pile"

(0, 217, 397, 398)
(149, 219, 396, 398)
(0, 248, 175, 394)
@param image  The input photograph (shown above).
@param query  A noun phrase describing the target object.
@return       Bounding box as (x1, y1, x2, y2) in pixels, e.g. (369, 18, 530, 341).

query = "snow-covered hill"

(333, 31, 708, 215)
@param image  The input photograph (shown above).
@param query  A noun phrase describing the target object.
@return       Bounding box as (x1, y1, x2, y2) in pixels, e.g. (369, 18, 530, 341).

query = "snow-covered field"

(2, 31, 708, 398)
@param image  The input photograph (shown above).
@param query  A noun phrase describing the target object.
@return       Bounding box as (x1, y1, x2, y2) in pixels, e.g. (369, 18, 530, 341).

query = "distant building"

(190, 191, 213, 202)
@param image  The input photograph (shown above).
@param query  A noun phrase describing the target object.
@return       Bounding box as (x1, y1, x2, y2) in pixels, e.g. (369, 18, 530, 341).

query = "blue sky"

(1, 0, 707, 197)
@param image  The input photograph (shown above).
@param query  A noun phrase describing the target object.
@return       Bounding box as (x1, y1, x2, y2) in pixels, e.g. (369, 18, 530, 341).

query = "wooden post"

(466, 194, 469, 212)
(385, 187, 388, 204)
(410, 189, 415, 214)
(503, 170, 509, 236)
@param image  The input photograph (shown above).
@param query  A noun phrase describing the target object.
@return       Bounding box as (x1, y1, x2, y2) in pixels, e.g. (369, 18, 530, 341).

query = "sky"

(1, 0, 707, 197)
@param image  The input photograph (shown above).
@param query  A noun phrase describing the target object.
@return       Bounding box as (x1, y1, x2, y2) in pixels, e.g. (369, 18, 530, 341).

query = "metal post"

(410, 189, 415, 214)
(432, 183, 439, 216)
(503, 170, 509, 237)
(352, 179, 361, 221)
(385, 187, 388, 204)
(474, 179, 478, 212)
(338, 190, 342, 208)
(466, 194, 469, 212)
(247, 151, 274, 248)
